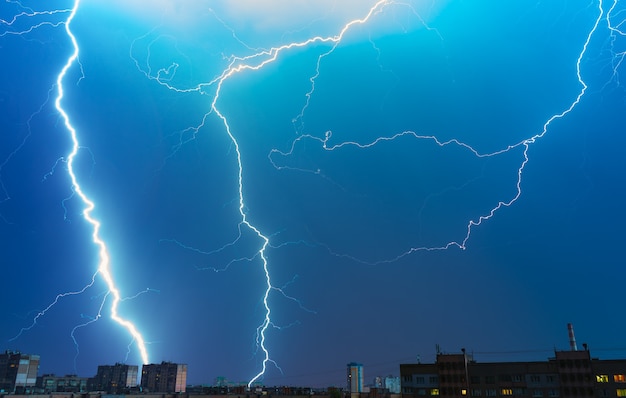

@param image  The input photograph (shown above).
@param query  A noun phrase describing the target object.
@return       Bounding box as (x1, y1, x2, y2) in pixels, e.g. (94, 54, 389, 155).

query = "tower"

(347, 362, 364, 395)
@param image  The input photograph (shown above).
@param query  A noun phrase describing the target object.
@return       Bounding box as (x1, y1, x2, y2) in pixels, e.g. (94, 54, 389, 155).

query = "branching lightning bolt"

(54, 0, 150, 366)
(4, 0, 150, 366)
(134, 0, 615, 384)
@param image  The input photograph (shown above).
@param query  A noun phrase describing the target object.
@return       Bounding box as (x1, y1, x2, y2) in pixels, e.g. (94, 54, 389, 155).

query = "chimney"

(567, 323, 578, 351)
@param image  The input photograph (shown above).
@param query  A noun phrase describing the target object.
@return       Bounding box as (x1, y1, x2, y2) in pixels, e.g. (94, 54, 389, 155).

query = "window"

(430, 388, 439, 396)
(617, 389, 626, 397)
(532, 390, 543, 397)
(471, 389, 482, 396)
(530, 375, 541, 384)
(486, 389, 497, 397)
(461, 389, 467, 396)
(514, 388, 525, 396)
(501, 389, 513, 396)
(429, 376, 438, 384)
(596, 375, 609, 383)
(512, 375, 522, 382)
(548, 389, 559, 397)
(416, 376, 425, 384)
(615, 374, 626, 383)
(546, 375, 556, 383)
(485, 376, 496, 384)
(418, 389, 426, 396)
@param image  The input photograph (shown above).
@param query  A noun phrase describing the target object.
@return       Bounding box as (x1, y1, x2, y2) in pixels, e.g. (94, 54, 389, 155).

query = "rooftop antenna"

(567, 323, 578, 351)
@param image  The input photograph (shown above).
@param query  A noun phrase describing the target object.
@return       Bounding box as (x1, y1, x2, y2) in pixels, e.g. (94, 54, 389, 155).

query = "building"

(348, 362, 364, 395)
(140, 361, 187, 393)
(37, 374, 88, 393)
(385, 376, 401, 394)
(400, 347, 626, 397)
(87, 363, 138, 393)
(0, 350, 39, 393)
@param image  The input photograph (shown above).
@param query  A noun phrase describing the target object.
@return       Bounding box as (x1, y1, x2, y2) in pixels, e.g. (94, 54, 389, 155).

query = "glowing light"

(4, 0, 151, 365)
(136, 0, 609, 384)
(54, 0, 149, 366)
(5, 0, 622, 386)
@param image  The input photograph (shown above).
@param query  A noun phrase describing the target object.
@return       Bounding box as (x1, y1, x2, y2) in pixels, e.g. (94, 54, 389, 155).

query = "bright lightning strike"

(4, 0, 622, 387)
(138, 0, 613, 383)
(3, 0, 151, 366)
(54, 0, 150, 366)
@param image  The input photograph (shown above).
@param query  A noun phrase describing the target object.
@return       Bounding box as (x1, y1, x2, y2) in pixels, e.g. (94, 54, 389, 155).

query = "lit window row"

(595, 374, 626, 383)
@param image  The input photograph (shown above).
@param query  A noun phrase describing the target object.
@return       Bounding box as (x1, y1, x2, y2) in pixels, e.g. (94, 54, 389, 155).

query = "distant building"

(0, 350, 39, 393)
(37, 374, 87, 393)
(140, 361, 187, 393)
(400, 348, 626, 397)
(384, 376, 401, 394)
(88, 363, 138, 393)
(348, 362, 364, 395)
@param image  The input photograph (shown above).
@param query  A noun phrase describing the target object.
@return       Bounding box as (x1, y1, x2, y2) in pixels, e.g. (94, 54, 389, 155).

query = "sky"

(1, 0, 626, 389)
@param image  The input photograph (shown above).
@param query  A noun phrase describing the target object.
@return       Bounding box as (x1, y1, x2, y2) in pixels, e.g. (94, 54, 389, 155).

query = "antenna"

(567, 323, 578, 351)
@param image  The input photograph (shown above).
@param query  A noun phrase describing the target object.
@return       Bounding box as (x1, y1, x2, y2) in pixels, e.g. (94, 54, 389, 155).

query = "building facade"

(37, 374, 88, 393)
(348, 362, 364, 394)
(400, 348, 626, 397)
(140, 361, 187, 393)
(88, 363, 138, 393)
(0, 350, 39, 393)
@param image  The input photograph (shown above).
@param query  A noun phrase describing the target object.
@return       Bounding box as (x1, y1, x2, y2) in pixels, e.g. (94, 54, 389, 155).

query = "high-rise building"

(140, 361, 187, 393)
(348, 362, 364, 395)
(0, 350, 39, 393)
(88, 363, 138, 393)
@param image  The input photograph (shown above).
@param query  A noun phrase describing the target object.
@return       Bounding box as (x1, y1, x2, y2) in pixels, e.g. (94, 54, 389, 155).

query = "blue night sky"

(1, 0, 626, 388)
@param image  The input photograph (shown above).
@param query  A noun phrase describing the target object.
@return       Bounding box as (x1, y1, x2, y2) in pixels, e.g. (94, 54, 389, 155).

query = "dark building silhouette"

(140, 361, 187, 393)
(0, 350, 39, 394)
(400, 347, 626, 397)
(87, 363, 138, 393)
(37, 374, 87, 393)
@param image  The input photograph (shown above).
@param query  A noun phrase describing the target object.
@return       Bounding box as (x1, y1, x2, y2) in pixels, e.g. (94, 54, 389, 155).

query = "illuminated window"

(615, 374, 626, 383)
(430, 388, 439, 396)
(617, 389, 626, 397)
(501, 389, 513, 396)
(596, 375, 609, 383)
(461, 389, 467, 395)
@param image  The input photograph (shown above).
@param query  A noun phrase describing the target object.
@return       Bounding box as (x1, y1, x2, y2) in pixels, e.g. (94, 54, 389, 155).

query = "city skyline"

(2, 0, 626, 388)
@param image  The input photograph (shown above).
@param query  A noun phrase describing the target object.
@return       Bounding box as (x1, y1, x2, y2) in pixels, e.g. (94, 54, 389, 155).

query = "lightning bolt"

(135, 0, 613, 385)
(54, 0, 150, 366)
(3, 0, 150, 367)
(6, 0, 618, 386)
